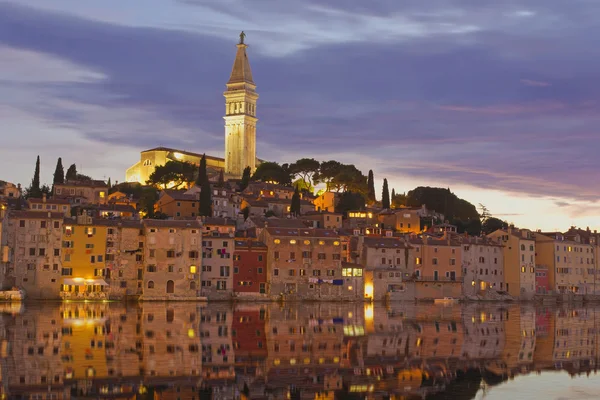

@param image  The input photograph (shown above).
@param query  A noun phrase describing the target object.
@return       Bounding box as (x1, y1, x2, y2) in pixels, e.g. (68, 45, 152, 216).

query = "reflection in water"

(0, 302, 599, 399)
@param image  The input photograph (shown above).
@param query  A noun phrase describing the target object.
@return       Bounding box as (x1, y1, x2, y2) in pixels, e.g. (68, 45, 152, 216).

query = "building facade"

(233, 239, 267, 297)
(460, 236, 505, 296)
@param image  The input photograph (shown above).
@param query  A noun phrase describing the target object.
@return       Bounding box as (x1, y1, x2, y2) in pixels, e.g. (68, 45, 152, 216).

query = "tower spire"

(224, 32, 258, 179)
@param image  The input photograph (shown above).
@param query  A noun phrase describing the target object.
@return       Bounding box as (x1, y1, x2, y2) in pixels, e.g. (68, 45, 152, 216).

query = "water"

(1, 302, 600, 399)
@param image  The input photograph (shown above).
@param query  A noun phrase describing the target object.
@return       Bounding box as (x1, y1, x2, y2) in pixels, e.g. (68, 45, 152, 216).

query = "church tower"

(224, 31, 258, 178)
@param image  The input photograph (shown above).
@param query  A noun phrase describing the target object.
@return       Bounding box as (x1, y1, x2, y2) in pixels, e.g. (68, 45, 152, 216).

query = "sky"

(0, 0, 599, 231)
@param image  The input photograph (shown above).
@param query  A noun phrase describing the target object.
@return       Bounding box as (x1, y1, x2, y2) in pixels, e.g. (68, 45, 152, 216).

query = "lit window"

(303, 240, 310, 245)
(319, 240, 325, 245)
(99, 192, 105, 198)
(274, 239, 280, 244)
(190, 266, 197, 274)
(290, 240, 297, 244)
(333, 241, 340, 246)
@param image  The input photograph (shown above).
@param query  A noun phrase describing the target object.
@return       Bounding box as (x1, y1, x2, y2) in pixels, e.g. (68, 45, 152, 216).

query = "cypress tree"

(240, 166, 251, 191)
(107, 177, 112, 189)
(367, 169, 376, 204)
(290, 186, 301, 216)
(52, 157, 64, 188)
(391, 188, 396, 208)
(66, 164, 77, 181)
(28, 155, 42, 198)
(382, 178, 390, 209)
(196, 154, 208, 187)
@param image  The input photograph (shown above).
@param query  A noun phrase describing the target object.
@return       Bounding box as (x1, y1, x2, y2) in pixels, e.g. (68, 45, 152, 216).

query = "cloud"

(555, 201, 570, 207)
(0, 0, 600, 213)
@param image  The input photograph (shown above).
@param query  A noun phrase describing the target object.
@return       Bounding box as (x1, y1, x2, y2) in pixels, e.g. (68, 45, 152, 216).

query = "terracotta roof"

(234, 240, 267, 249)
(143, 219, 202, 229)
(57, 180, 107, 188)
(363, 237, 410, 249)
(249, 217, 306, 229)
(27, 197, 70, 205)
(9, 210, 65, 219)
(161, 189, 197, 202)
(141, 147, 225, 162)
(264, 227, 340, 238)
(203, 217, 236, 226)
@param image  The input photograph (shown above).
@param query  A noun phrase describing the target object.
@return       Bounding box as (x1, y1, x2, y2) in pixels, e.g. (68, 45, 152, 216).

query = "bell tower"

(224, 31, 258, 178)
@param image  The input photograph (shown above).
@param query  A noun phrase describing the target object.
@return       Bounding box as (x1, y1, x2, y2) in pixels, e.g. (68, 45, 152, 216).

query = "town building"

(6, 210, 64, 299)
(199, 304, 235, 381)
(104, 220, 145, 300)
(155, 189, 198, 219)
(60, 215, 110, 300)
(142, 219, 202, 300)
(313, 191, 341, 213)
(233, 239, 267, 297)
(53, 180, 109, 205)
(460, 236, 505, 296)
(300, 211, 343, 229)
(377, 207, 421, 233)
(535, 231, 595, 294)
(359, 236, 414, 301)
(200, 219, 235, 300)
(409, 235, 463, 299)
(261, 227, 358, 300)
(27, 195, 71, 215)
(488, 227, 536, 300)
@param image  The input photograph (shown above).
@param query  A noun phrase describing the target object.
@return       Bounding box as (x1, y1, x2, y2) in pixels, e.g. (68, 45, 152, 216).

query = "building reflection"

(0, 302, 599, 399)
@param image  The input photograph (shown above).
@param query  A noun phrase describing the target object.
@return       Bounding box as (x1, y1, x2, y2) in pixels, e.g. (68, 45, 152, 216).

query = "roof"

(143, 219, 202, 229)
(264, 227, 340, 238)
(227, 43, 255, 85)
(234, 240, 267, 249)
(408, 236, 461, 246)
(63, 218, 142, 228)
(27, 197, 70, 205)
(203, 217, 236, 226)
(9, 210, 65, 219)
(56, 180, 107, 188)
(161, 189, 197, 202)
(141, 147, 225, 162)
(249, 217, 306, 229)
(263, 197, 313, 206)
(363, 237, 410, 249)
(302, 211, 343, 216)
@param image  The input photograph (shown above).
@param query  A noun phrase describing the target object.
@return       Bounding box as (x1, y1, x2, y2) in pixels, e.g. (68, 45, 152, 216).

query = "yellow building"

(60, 215, 109, 299)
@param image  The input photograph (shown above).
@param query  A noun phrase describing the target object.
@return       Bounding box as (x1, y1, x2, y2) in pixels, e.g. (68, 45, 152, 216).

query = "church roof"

(227, 43, 254, 86)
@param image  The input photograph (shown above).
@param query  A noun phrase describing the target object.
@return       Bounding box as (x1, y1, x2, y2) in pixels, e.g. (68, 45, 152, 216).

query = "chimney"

(42, 193, 47, 203)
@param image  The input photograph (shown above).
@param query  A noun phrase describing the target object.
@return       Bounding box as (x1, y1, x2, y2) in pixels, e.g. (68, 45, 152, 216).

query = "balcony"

(60, 291, 107, 300)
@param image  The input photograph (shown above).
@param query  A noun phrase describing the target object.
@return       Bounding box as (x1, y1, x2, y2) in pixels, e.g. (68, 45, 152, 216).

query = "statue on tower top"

(239, 31, 246, 45)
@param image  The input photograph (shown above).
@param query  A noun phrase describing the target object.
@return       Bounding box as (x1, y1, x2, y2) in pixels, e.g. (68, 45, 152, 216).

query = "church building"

(126, 32, 260, 184)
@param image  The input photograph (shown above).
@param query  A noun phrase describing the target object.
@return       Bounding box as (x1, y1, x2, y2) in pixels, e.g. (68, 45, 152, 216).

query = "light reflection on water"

(0, 301, 599, 399)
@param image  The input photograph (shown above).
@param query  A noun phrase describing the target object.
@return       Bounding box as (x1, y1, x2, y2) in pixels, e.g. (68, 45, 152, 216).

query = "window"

(432, 258, 438, 265)
(274, 268, 279, 276)
(90, 255, 96, 263)
(29, 248, 36, 256)
(258, 255, 263, 262)
(149, 249, 155, 258)
(217, 281, 227, 290)
(166, 280, 174, 293)
(167, 250, 175, 258)
(312, 270, 321, 276)
(318, 253, 326, 260)
(19, 220, 25, 228)
(61, 268, 72, 276)
(39, 248, 46, 256)
(415, 257, 422, 265)
(190, 265, 197, 274)
(521, 266, 526, 273)
(189, 251, 199, 258)
(148, 281, 155, 289)
(220, 266, 230, 277)
(260, 283, 266, 294)
(40, 221, 47, 229)
(274, 251, 280, 260)
(147, 265, 157, 273)
(258, 267, 263, 274)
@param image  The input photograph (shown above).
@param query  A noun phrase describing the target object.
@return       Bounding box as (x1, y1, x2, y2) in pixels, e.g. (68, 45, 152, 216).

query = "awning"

(62, 278, 109, 286)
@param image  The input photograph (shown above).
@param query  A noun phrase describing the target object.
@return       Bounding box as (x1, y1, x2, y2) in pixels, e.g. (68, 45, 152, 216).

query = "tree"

(367, 170, 376, 204)
(240, 166, 251, 191)
(52, 157, 64, 192)
(290, 186, 301, 216)
(330, 164, 367, 194)
(66, 164, 78, 181)
(217, 169, 225, 187)
(199, 180, 212, 217)
(391, 188, 395, 201)
(27, 156, 42, 198)
(479, 203, 491, 223)
(290, 158, 320, 191)
(381, 178, 390, 209)
(482, 217, 507, 235)
(196, 154, 208, 187)
(314, 160, 342, 191)
(139, 186, 160, 218)
(147, 160, 196, 189)
(242, 206, 250, 220)
(251, 162, 291, 185)
(107, 177, 111, 189)
(335, 191, 366, 216)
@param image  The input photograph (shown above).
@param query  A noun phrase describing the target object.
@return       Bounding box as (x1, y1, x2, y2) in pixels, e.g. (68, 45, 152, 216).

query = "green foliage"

(217, 169, 225, 187)
(482, 217, 507, 235)
(367, 170, 376, 204)
(406, 186, 480, 234)
(147, 160, 196, 189)
(52, 157, 64, 187)
(335, 191, 366, 216)
(240, 166, 251, 191)
(290, 158, 320, 190)
(65, 164, 77, 181)
(242, 206, 250, 220)
(290, 186, 301, 216)
(315, 160, 342, 191)
(251, 162, 292, 185)
(330, 164, 367, 194)
(392, 192, 407, 208)
(139, 186, 160, 218)
(107, 177, 111, 189)
(381, 178, 390, 209)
